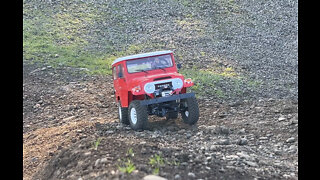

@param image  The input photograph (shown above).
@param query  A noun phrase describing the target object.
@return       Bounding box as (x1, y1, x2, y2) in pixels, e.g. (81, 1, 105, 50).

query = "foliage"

(92, 137, 102, 150)
(117, 158, 136, 174)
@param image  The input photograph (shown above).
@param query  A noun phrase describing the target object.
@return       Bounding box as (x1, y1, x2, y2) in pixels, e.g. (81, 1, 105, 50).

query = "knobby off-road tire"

(181, 97, 199, 125)
(118, 102, 129, 125)
(128, 100, 148, 130)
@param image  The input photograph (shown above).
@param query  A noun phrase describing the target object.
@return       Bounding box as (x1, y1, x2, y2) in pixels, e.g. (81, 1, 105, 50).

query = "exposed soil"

(23, 62, 298, 180)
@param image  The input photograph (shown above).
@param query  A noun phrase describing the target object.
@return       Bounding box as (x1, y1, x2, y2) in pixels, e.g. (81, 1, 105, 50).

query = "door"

(114, 64, 128, 106)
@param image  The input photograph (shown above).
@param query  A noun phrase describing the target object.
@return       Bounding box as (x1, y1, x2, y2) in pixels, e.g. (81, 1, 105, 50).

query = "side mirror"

(177, 63, 182, 69)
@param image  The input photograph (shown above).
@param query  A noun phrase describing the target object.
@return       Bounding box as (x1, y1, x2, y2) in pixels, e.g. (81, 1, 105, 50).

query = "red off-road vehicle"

(112, 50, 199, 130)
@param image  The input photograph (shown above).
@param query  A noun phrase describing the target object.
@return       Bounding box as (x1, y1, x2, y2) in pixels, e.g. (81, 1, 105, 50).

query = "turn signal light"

(132, 86, 141, 92)
(184, 78, 193, 84)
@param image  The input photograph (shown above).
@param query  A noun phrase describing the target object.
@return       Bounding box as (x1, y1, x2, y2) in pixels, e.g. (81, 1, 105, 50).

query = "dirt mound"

(32, 123, 254, 180)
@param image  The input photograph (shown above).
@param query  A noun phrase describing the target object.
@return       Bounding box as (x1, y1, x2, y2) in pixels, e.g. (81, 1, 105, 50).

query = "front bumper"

(140, 92, 195, 106)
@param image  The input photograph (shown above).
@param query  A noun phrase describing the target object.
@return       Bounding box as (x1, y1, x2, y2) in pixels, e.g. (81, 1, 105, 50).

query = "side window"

(112, 67, 117, 80)
(117, 64, 124, 78)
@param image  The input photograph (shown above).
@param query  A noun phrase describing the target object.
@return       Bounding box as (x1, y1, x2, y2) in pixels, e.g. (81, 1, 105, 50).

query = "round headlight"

(144, 83, 155, 93)
(172, 78, 183, 89)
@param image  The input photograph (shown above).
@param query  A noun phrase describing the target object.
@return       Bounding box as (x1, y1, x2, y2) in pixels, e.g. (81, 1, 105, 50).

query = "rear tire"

(128, 100, 148, 130)
(118, 102, 129, 125)
(181, 97, 199, 125)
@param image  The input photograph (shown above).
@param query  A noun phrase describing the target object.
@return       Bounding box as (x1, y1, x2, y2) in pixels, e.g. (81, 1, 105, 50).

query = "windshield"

(126, 54, 173, 73)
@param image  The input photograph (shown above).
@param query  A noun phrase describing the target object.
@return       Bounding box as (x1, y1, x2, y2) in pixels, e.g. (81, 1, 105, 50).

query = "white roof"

(112, 50, 173, 66)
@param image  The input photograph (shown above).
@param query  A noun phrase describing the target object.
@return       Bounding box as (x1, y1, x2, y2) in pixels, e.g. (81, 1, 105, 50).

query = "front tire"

(128, 100, 148, 130)
(181, 97, 199, 125)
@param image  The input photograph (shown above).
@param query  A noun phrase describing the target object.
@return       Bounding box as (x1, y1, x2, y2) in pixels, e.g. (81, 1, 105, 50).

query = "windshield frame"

(125, 54, 174, 74)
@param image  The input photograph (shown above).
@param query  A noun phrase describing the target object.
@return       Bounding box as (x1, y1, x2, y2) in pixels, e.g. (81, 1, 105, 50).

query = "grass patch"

(117, 148, 136, 174)
(117, 158, 136, 174)
(149, 153, 165, 175)
(92, 137, 102, 150)
(23, 1, 147, 75)
(180, 67, 255, 99)
(148, 153, 179, 175)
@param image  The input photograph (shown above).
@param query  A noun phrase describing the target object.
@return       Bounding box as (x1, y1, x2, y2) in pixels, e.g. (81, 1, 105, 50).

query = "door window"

(112, 67, 117, 80)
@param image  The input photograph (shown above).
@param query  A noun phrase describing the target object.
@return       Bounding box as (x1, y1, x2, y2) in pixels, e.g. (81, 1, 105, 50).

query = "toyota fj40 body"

(112, 50, 199, 130)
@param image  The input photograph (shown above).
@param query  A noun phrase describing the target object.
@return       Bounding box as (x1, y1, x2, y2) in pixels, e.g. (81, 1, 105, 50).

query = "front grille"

(153, 76, 172, 81)
(155, 82, 172, 90)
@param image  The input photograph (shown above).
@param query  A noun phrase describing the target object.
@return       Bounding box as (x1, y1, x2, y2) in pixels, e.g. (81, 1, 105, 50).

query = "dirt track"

(23, 62, 298, 180)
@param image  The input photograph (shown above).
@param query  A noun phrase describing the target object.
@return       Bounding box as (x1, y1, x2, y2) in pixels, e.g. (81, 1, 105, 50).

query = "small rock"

(238, 128, 246, 134)
(174, 174, 181, 179)
(31, 157, 38, 163)
(245, 161, 258, 167)
(219, 167, 225, 172)
(237, 138, 248, 145)
(209, 145, 217, 151)
(259, 137, 268, 141)
(143, 175, 167, 180)
(226, 155, 239, 160)
(105, 130, 114, 134)
(34, 104, 41, 109)
(219, 139, 230, 145)
(187, 172, 196, 178)
(94, 159, 101, 166)
(278, 116, 286, 121)
(63, 116, 76, 122)
(217, 126, 230, 135)
(274, 149, 282, 155)
(100, 157, 108, 163)
(180, 162, 188, 166)
(286, 137, 295, 143)
(186, 133, 192, 139)
(237, 152, 253, 161)
(218, 113, 227, 118)
(290, 118, 298, 124)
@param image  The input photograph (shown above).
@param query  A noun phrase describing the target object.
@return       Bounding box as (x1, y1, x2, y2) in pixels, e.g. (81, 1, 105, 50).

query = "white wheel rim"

(185, 111, 189, 117)
(130, 108, 137, 125)
(118, 106, 122, 120)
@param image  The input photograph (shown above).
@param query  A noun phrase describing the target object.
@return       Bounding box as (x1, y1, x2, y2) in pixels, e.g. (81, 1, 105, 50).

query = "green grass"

(117, 148, 136, 174)
(23, 1, 147, 75)
(180, 67, 258, 99)
(23, 13, 144, 75)
(92, 137, 102, 150)
(117, 158, 136, 174)
(148, 153, 165, 175)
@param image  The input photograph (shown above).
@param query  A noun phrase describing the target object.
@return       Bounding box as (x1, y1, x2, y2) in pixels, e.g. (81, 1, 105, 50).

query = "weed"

(152, 167, 160, 175)
(117, 158, 136, 174)
(126, 148, 134, 157)
(92, 137, 102, 150)
(149, 153, 165, 175)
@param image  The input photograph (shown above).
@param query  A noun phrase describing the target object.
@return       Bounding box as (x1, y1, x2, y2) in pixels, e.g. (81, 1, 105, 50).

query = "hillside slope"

(23, 0, 298, 102)
(23, 0, 298, 180)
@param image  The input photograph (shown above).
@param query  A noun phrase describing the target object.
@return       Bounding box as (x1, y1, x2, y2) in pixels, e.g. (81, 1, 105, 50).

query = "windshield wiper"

(155, 67, 166, 72)
(136, 69, 148, 74)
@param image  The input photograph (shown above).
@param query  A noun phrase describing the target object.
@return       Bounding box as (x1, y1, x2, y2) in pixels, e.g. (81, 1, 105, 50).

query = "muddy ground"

(23, 62, 298, 180)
